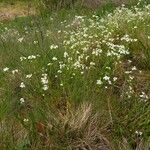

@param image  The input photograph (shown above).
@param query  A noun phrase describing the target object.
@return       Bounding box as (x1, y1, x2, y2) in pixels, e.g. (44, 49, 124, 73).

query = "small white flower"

(64, 52, 69, 58)
(131, 66, 137, 71)
(12, 69, 18, 74)
(26, 74, 32, 78)
(108, 80, 112, 85)
(50, 17, 53, 21)
(90, 62, 95, 66)
(103, 76, 110, 81)
(3, 67, 9, 72)
(18, 37, 24, 42)
(128, 60, 132, 63)
(28, 55, 36, 60)
(57, 70, 62, 73)
(20, 57, 26, 61)
(47, 63, 52, 66)
(20, 82, 25, 88)
(41, 74, 48, 84)
(42, 85, 49, 91)
(33, 41, 38, 44)
(125, 71, 132, 74)
(41, 74, 49, 91)
(135, 131, 143, 136)
(23, 118, 29, 122)
(52, 57, 57, 61)
(20, 98, 25, 104)
(50, 44, 58, 49)
(113, 77, 118, 81)
(97, 80, 102, 85)
(60, 83, 63, 86)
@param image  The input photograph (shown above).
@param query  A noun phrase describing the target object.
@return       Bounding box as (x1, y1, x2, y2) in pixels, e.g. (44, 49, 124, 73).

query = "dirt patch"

(0, 2, 36, 21)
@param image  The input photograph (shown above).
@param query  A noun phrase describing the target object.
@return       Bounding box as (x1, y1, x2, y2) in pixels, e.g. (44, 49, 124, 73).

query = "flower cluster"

(41, 73, 49, 91)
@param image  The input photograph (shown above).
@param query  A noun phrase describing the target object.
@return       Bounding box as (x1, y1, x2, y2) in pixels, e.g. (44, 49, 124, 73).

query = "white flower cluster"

(20, 54, 40, 61)
(20, 82, 25, 88)
(3, 67, 9, 72)
(20, 98, 25, 104)
(97, 75, 118, 87)
(121, 34, 137, 42)
(50, 44, 58, 50)
(41, 73, 49, 91)
(139, 92, 149, 102)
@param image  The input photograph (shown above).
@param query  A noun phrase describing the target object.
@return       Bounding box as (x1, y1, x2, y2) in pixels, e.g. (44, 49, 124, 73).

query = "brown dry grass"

(0, 2, 36, 21)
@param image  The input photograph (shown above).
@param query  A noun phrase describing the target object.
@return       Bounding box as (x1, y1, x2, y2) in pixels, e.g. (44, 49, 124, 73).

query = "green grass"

(0, 1, 150, 149)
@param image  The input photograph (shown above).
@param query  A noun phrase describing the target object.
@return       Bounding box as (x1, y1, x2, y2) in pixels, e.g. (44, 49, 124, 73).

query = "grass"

(0, 1, 36, 21)
(0, 0, 150, 149)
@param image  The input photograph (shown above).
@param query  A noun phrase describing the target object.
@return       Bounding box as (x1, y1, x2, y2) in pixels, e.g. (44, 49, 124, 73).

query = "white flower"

(20, 82, 25, 88)
(52, 57, 57, 61)
(41, 74, 48, 84)
(41, 74, 49, 90)
(18, 37, 24, 42)
(131, 66, 137, 71)
(3, 67, 9, 72)
(57, 70, 62, 73)
(103, 76, 110, 81)
(97, 80, 102, 85)
(108, 80, 112, 85)
(125, 71, 132, 74)
(28, 55, 36, 60)
(60, 83, 63, 86)
(26, 74, 32, 78)
(23, 118, 29, 122)
(12, 69, 18, 74)
(47, 63, 52, 66)
(90, 62, 95, 66)
(64, 52, 69, 58)
(20, 57, 26, 61)
(33, 41, 38, 44)
(113, 77, 118, 81)
(42, 85, 49, 91)
(140, 92, 148, 100)
(50, 44, 58, 49)
(20, 98, 25, 104)
(135, 131, 143, 136)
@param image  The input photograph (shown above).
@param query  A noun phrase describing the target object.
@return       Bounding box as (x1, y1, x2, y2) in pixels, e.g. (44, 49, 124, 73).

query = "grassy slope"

(0, 1, 150, 150)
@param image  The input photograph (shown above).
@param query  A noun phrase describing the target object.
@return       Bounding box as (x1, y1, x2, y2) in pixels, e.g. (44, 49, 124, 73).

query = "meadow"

(0, 0, 150, 149)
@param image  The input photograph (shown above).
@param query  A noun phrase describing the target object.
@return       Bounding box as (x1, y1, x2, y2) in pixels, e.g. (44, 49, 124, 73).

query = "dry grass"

(34, 103, 111, 149)
(0, 2, 36, 21)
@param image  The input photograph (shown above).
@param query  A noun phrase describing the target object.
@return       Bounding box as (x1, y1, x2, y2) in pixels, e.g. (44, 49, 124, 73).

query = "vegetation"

(0, 0, 150, 149)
